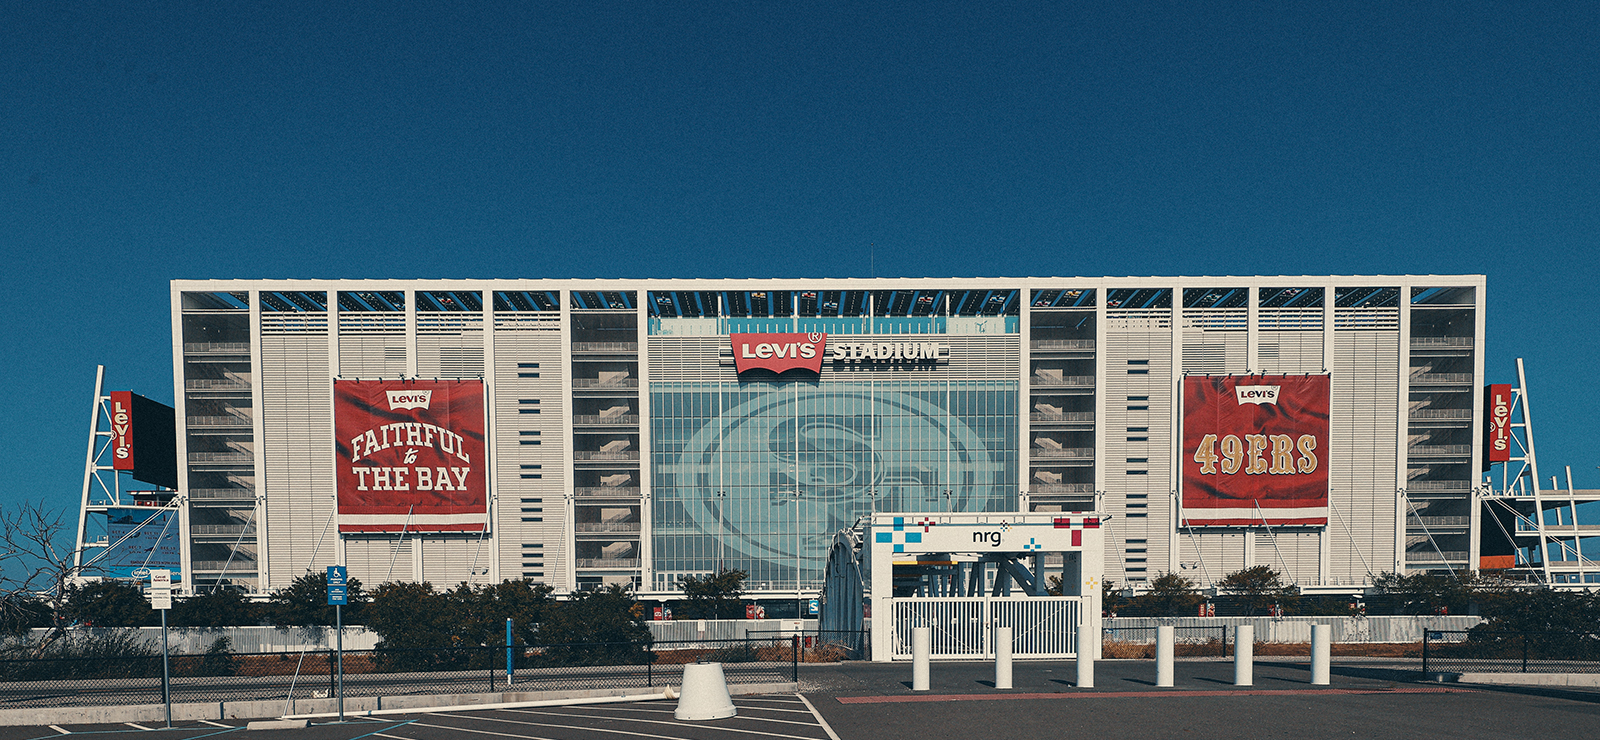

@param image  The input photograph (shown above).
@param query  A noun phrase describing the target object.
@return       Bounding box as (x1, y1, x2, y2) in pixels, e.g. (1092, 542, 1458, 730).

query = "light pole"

(714, 490, 727, 572)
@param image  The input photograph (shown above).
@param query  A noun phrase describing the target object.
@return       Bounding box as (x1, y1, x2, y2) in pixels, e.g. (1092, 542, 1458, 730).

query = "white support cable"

(1482, 497, 1530, 570)
(1485, 496, 1551, 584)
(467, 519, 490, 587)
(1326, 492, 1374, 579)
(1174, 491, 1213, 586)
(212, 504, 259, 591)
(384, 505, 415, 583)
(79, 495, 187, 575)
(1252, 501, 1295, 585)
(1401, 491, 1456, 581)
(302, 499, 338, 574)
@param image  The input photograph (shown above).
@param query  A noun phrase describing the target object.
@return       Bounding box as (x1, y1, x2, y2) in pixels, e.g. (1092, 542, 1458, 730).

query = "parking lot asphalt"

(5, 659, 1600, 740)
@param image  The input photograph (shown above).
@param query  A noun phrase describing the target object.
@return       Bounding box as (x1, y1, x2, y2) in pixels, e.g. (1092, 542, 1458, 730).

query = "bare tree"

(0, 501, 96, 651)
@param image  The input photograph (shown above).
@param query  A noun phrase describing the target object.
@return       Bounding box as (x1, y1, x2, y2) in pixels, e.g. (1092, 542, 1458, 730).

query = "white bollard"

(675, 662, 736, 720)
(994, 626, 1013, 690)
(1234, 625, 1253, 687)
(912, 627, 931, 691)
(1156, 625, 1175, 687)
(1076, 621, 1094, 688)
(1311, 624, 1331, 685)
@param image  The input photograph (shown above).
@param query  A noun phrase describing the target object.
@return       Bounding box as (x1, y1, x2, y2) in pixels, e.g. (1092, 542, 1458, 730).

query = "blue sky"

(2, 2, 1598, 526)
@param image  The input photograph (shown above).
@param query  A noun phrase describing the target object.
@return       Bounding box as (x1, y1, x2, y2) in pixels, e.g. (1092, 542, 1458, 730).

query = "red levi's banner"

(1181, 374, 1330, 527)
(334, 380, 488, 533)
(1484, 383, 1512, 465)
(730, 333, 827, 375)
(110, 391, 135, 470)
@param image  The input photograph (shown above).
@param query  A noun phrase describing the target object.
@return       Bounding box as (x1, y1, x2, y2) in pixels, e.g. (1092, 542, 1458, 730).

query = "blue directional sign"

(327, 566, 348, 605)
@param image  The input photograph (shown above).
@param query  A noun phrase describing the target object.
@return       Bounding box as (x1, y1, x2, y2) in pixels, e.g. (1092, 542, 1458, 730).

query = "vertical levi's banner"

(334, 380, 488, 533)
(1484, 383, 1512, 466)
(1181, 374, 1330, 527)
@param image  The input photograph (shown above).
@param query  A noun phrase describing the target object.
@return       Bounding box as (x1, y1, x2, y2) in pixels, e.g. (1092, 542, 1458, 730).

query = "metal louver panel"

(493, 334, 567, 586)
(419, 537, 494, 586)
(417, 336, 485, 378)
(1104, 313, 1172, 581)
(1256, 531, 1321, 580)
(1329, 331, 1400, 581)
(260, 335, 335, 590)
(1178, 530, 1247, 582)
(1256, 330, 1324, 373)
(338, 336, 406, 377)
(344, 537, 413, 584)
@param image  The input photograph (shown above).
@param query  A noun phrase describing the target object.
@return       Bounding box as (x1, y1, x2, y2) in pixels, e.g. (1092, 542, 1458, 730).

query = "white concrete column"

(1234, 624, 1254, 686)
(1156, 625, 1175, 687)
(912, 627, 931, 691)
(994, 626, 1013, 689)
(1311, 624, 1331, 685)
(1076, 618, 1095, 688)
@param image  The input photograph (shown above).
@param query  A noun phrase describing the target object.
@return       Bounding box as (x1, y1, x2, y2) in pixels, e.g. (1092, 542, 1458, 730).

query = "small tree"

(364, 581, 453, 651)
(267, 570, 367, 628)
(677, 569, 748, 620)
(1474, 588, 1600, 634)
(63, 580, 155, 627)
(535, 585, 653, 665)
(1371, 571, 1479, 615)
(441, 579, 555, 647)
(1140, 572, 1203, 617)
(1217, 565, 1296, 616)
(172, 588, 262, 628)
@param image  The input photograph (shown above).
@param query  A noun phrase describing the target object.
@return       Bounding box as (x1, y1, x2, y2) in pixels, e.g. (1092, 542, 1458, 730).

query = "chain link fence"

(1422, 630, 1600, 675)
(1102, 625, 1230, 658)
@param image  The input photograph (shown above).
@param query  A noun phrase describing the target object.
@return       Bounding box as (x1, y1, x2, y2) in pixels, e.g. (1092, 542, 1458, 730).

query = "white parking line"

(795, 694, 842, 740)
(124, 723, 153, 731)
(198, 721, 233, 728)
(48, 726, 68, 735)
(372, 734, 416, 740)
(412, 722, 559, 740)
(448, 710, 826, 740)
(509, 707, 824, 728)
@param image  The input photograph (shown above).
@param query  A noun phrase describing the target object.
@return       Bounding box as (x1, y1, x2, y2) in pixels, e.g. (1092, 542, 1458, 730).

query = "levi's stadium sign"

(730, 333, 827, 374)
(727, 333, 948, 375)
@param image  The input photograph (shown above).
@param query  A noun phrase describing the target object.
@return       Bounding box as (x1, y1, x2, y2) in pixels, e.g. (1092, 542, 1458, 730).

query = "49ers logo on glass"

(1181, 374, 1330, 527)
(731, 333, 827, 375)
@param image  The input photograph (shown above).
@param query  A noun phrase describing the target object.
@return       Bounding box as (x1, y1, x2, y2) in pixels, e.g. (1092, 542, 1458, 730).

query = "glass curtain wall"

(650, 380, 1018, 591)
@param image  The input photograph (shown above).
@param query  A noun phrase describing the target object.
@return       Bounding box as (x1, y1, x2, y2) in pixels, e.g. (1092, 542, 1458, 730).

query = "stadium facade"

(167, 276, 1486, 604)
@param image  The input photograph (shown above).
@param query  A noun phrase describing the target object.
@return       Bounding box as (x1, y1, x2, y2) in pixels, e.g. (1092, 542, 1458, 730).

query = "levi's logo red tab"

(731, 333, 827, 375)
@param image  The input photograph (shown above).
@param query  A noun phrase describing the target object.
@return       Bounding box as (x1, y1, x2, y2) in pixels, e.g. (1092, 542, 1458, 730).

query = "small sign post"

(327, 566, 347, 720)
(148, 569, 172, 728)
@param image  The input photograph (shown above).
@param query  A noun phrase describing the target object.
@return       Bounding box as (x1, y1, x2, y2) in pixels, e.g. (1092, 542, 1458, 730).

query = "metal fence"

(1422, 630, 1600, 675)
(1102, 625, 1230, 658)
(0, 639, 801, 711)
(747, 630, 869, 661)
(889, 597, 1084, 660)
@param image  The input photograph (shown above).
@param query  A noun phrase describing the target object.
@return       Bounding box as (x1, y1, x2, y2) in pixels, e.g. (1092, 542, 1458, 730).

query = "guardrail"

(575, 522, 642, 533)
(572, 415, 640, 425)
(1030, 412, 1095, 423)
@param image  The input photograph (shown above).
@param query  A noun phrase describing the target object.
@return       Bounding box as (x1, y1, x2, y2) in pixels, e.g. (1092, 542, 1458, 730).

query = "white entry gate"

(889, 596, 1084, 660)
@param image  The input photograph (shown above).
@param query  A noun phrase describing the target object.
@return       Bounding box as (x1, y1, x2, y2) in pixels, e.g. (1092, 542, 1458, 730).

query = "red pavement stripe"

(836, 687, 1463, 704)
